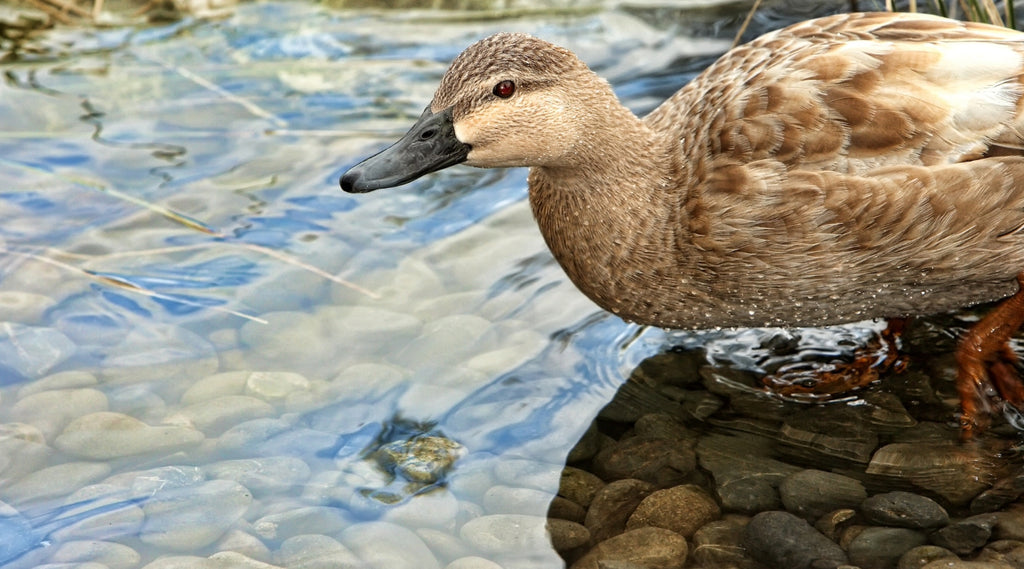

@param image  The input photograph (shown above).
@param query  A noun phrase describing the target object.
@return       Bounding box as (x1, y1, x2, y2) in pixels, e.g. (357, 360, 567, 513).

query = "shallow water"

(2, 2, 1022, 568)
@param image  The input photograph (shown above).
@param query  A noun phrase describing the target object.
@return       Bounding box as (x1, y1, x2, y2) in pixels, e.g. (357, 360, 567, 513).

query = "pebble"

(548, 496, 586, 524)
(493, 458, 562, 491)
(977, 540, 1024, 566)
(558, 467, 605, 509)
(417, 527, 473, 564)
(180, 372, 250, 405)
(592, 437, 696, 486)
(166, 395, 275, 435)
(696, 433, 797, 514)
(10, 388, 108, 441)
(0, 461, 111, 505)
(483, 485, 554, 515)
(0, 423, 51, 482)
(342, 521, 441, 569)
(204, 456, 311, 496)
(920, 562, 1015, 569)
(691, 515, 761, 569)
(897, 545, 958, 569)
(778, 469, 867, 521)
(55, 412, 204, 460)
(460, 514, 554, 554)
(392, 314, 492, 370)
(52, 485, 145, 541)
(207, 551, 284, 568)
(17, 370, 97, 398)
(244, 371, 311, 401)
(861, 491, 949, 529)
(445, 557, 504, 569)
(378, 488, 459, 529)
(214, 529, 271, 562)
(140, 555, 215, 569)
(625, 484, 720, 538)
(275, 534, 362, 569)
(847, 527, 928, 569)
(583, 478, 654, 543)
(743, 510, 848, 569)
(251, 506, 350, 541)
(866, 443, 992, 506)
(216, 418, 293, 454)
(930, 515, 998, 555)
(569, 526, 688, 569)
(101, 325, 217, 383)
(50, 540, 141, 569)
(547, 518, 590, 552)
(140, 480, 252, 550)
(0, 323, 76, 379)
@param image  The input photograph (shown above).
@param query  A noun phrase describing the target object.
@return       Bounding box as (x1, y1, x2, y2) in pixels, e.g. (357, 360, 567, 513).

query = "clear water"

(0, 1, 907, 568)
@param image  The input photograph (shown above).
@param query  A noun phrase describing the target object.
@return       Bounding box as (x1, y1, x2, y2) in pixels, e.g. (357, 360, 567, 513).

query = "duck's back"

(631, 12, 1024, 328)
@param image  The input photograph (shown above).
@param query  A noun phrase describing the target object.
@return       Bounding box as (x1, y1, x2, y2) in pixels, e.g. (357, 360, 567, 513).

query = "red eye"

(493, 80, 515, 98)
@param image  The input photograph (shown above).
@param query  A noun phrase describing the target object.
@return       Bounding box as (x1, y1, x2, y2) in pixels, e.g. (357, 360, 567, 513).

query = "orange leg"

(955, 273, 1024, 438)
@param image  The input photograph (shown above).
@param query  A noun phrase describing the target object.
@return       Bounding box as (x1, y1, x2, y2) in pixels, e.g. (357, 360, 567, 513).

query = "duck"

(340, 11, 1024, 436)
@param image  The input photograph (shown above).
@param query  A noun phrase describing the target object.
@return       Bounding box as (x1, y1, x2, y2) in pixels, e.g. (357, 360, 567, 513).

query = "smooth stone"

(548, 518, 590, 552)
(696, 433, 797, 514)
(570, 526, 688, 569)
(691, 515, 761, 569)
(814, 509, 857, 542)
(417, 528, 473, 564)
(445, 557, 504, 569)
(207, 551, 284, 568)
(0, 291, 55, 323)
(493, 458, 562, 491)
(976, 540, 1024, 566)
(52, 485, 145, 541)
(101, 326, 217, 383)
(342, 521, 440, 569)
(548, 496, 586, 523)
(971, 471, 1024, 514)
(779, 407, 880, 464)
(392, 314, 492, 370)
(626, 484, 721, 538)
(140, 480, 252, 550)
(216, 418, 293, 453)
(847, 527, 928, 569)
(251, 506, 350, 541)
(566, 422, 602, 463)
(897, 545, 958, 569)
(11, 389, 109, 441)
(166, 395, 275, 435)
(592, 437, 697, 486)
(50, 540, 141, 569)
(180, 372, 249, 405)
(276, 534, 362, 569)
(558, 467, 604, 509)
(0, 423, 51, 482)
(214, 529, 271, 562)
(18, 371, 97, 398)
(743, 511, 848, 569)
(460, 514, 553, 554)
(0, 461, 111, 505)
(994, 504, 1024, 541)
(483, 485, 554, 515)
(921, 562, 1015, 569)
(866, 443, 994, 506)
(140, 556, 215, 569)
(930, 514, 998, 555)
(204, 456, 311, 496)
(861, 491, 949, 529)
(379, 488, 459, 529)
(0, 324, 75, 379)
(55, 412, 204, 460)
(779, 469, 867, 521)
(584, 478, 655, 543)
(244, 371, 311, 401)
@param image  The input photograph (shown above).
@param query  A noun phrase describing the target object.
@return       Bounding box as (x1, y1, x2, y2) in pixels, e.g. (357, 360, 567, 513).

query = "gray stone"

(460, 514, 552, 554)
(847, 527, 928, 569)
(592, 437, 696, 487)
(861, 491, 949, 529)
(583, 478, 654, 543)
(483, 485, 553, 515)
(743, 510, 848, 569)
(445, 558, 504, 569)
(0, 461, 111, 505)
(342, 521, 440, 569)
(930, 515, 998, 555)
(691, 515, 762, 569)
(778, 469, 867, 521)
(139, 480, 252, 550)
(205, 456, 311, 496)
(252, 506, 350, 541)
(696, 433, 797, 514)
(976, 540, 1024, 567)
(50, 540, 141, 569)
(55, 412, 203, 460)
(897, 545, 958, 569)
(10, 388, 108, 441)
(167, 395, 275, 435)
(276, 534, 363, 569)
(0, 324, 75, 379)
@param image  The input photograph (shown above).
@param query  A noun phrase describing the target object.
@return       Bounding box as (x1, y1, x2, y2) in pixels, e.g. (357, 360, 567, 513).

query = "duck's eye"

(492, 80, 515, 99)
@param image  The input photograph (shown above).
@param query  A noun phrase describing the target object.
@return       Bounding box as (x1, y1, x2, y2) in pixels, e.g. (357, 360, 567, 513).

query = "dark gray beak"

(340, 106, 470, 193)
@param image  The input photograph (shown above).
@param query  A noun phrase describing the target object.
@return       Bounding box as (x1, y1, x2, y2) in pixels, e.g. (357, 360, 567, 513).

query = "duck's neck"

(527, 107, 701, 325)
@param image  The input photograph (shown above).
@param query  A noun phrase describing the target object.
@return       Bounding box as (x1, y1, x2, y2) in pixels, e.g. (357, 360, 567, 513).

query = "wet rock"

(214, 529, 271, 562)
(897, 545, 958, 569)
(626, 484, 720, 538)
(483, 485, 553, 515)
(994, 504, 1024, 541)
(252, 506, 349, 541)
(52, 485, 145, 541)
(244, 370, 311, 401)
(570, 526, 688, 569)
(558, 467, 605, 509)
(743, 510, 848, 569)
(55, 412, 204, 460)
(847, 527, 928, 569)
(778, 469, 867, 521)
(691, 515, 761, 569)
(814, 509, 857, 542)
(166, 395, 275, 436)
(566, 422, 603, 463)
(861, 491, 949, 529)
(10, 388, 108, 441)
(548, 518, 589, 552)
(205, 456, 311, 496)
(141, 557, 215, 569)
(276, 534, 362, 569)
(592, 437, 696, 487)
(373, 435, 465, 485)
(779, 407, 879, 464)
(548, 496, 587, 523)
(0, 423, 51, 482)
(583, 479, 654, 543)
(17, 370, 98, 398)
(493, 458, 562, 491)
(633, 413, 697, 442)
(50, 540, 141, 569)
(445, 557, 504, 569)
(0, 324, 75, 379)
(976, 540, 1024, 566)
(866, 443, 995, 506)
(920, 561, 1016, 569)
(102, 326, 217, 383)
(971, 469, 1024, 514)
(343, 521, 440, 569)
(460, 514, 552, 554)
(0, 461, 111, 505)
(140, 480, 252, 550)
(378, 488, 459, 529)
(930, 515, 998, 555)
(696, 433, 797, 514)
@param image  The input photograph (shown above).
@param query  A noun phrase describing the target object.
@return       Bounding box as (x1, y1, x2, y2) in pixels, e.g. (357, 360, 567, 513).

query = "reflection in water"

(2, 2, 1023, 569)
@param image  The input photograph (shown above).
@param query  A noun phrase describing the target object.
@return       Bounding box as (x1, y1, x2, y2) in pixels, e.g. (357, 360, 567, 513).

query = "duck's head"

(340, 33, 600, 193)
